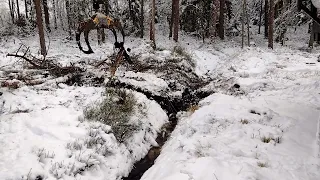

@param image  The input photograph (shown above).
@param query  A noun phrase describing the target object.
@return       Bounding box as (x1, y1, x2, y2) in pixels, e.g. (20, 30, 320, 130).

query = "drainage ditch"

(106, 80, 213, 180)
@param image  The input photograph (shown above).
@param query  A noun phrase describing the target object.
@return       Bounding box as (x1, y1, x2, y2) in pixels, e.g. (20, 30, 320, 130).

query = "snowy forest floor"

(1, 25, 320, 180)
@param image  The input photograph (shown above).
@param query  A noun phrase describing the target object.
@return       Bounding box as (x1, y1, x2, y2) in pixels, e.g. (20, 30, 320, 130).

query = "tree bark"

(52, 0, 57, 29)
(241, 0, 245, 48)
(140, 0, 144, 38)
(8, 0, 15, 23)
(309, 22, 315, 48)
(264, 0, 268, 38)
(173, 0, 179, 42)
(150, 0, 156, 48)
(16, 0, 21, 20)
(65, 0, 72, 38)
(258, 0, 262, 34)
(218, 0, 225, 40)
(244, 0, 250, 46)
(268, 0, 274, 49)
(34, 0, 46, 56)
(24, 0, 28, 19)
(42, 0, 51, 32)
(169, 0, 174, 39)
(210, 0, 219, 38)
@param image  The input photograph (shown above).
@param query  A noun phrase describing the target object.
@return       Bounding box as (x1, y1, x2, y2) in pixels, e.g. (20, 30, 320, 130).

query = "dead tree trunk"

(34, 0, 47, 56)
(264, 0, 268, 38)
(140, 0, 144, 38)
(150, 0, 156, 48)
(173, 0, 179, 42)
(268, 0, 274, 49)
(218, 0, 225, 40)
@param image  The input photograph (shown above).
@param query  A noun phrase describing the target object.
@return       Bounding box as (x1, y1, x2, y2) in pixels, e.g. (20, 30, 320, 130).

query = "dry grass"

(187, 104, 199, 114)
(240, 119, 249, 124)
(257, 162, 268, 168)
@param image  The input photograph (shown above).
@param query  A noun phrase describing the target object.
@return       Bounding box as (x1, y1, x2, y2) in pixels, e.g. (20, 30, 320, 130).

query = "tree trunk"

(268, 0, 274, 49)
(169, 0, 174, 39)
(210, 0, 219, 38)
(16, 0, 21, 20)
(241, 0, 245, 48)
(150, 0, 156, 48)
(264, 0, 268, 38)
(34, 0, 46, 56)
(309, 22, 315, 48)
(65, 0, 72, 38)
(173, 0, 179, 42)
(258, 0, 262, 34)
(24, 0, 28, 19)
(244, 0, 250, 46)
(8, 0, 15, 23)
(42, 0, 50, 32)
(218, 0, 225, 40)
(58, 0, 64, 30)
(52, 0, 57, 29)
(140, 0, 144, 38)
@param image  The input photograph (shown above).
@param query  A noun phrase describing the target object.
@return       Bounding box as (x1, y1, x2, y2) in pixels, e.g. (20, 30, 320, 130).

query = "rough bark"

(258, 0, 262, 34)
(173, 0, 179, 42)
(268, 0, 274, 49)
(53, 0, 57, 29)
(16, 0, 21, 20)
(65, 0, 72, 38)
(150, 0, 156, 48)
(42, 0, 50, 32)
(244, 0, 250, 46)
(218, 0, 225, 40)
(8, 0, 15, 23)
(169, 0, 174, 39)
(264, 0, 268, 38)
(24, 0, 28, 19)
(140, 0, 144, 38)
(34, 0, 47, 56)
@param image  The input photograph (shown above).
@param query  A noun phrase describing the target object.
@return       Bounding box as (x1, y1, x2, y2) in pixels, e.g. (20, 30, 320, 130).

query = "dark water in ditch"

(106, 80, 213, 180)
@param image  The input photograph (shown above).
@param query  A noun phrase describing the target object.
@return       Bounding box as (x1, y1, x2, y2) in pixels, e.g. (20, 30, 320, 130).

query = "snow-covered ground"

(1, 22, 320, 180)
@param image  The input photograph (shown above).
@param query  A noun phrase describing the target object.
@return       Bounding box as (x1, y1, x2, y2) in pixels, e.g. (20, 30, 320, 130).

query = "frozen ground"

(0, 23, 320, 180)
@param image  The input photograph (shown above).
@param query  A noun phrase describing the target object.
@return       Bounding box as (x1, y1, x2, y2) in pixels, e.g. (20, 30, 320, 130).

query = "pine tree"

(34, 0, 46, 56)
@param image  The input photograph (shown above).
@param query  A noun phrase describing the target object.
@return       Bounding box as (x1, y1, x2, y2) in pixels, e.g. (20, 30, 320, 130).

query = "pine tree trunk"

(169, 0, 174, 39)
(8, 0, 15, 23)
(140, 0, 144, 38)
(42, 0, 50, 32)
(173, 0, 179, 42)
(218, 0, 225, 40)
(58, 0, 64, 30)
(244, 0, 250, 46)
(34, 0, 46, 56)
(268, 0, 274, 49)
(241, 0, 245, 48)
(264, 0, 268, 38)
(258, 0, 262, 34)
(24, 0, 28, 19)
(150, 0, 156, 48)
(210, 0, 219, 38)
(16, 0, 20, 20)
(309, 22, 315, 48)
(66, 0, 72, 38)
(53, 0, 57, 29)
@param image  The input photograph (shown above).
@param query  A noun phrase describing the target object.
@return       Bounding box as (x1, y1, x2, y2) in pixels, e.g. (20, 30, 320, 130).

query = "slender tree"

(173, 0, 179, 42)
(150, 0, 156, 48)
(8, 0, 15, 23)
(16, 0, 21, 20)
(52, 0, 57, 29)
(169, 0, 174, 39)
(268, 0, 274, 49)
(24, 0, 28, 19)
(140, 0, 144, 38)
(218, 0, 225, 40)
(43, 0, 50, 32)
(66, 0, 72, 38)
(244, 0, 250, 46)
(258, 0, 262, 34)
(264, 0, 268, 38)
(34, 0, 46, 56)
